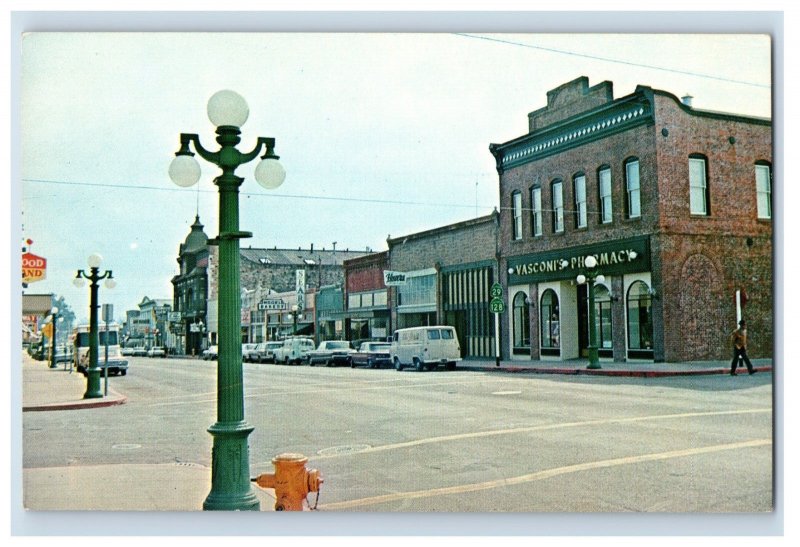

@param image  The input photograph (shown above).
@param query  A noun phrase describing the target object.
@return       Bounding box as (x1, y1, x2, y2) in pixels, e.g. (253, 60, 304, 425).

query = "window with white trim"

(625, 159, 641, 219)
(755, 162, 772, 219)
(689, 155, 709, 215)
(531, 186, 542, 237)
(574, 174, 587, 228)
(599, 167, 612, 223)
(552, 180, 564, 233)
(512, 191, 522, 240)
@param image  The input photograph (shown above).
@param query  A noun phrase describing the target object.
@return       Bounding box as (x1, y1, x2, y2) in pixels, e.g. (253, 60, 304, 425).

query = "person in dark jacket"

(730, 319, 755, 376)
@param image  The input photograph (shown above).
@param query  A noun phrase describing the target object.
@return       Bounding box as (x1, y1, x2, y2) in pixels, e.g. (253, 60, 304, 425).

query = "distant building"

(384, 213, 500, 359)
(489, 76, 772, 362)
(341, 251, 390, 342)
(126, 297, 171, 349)
(171, 215, 210, 355)
(206, 245, 371, 344)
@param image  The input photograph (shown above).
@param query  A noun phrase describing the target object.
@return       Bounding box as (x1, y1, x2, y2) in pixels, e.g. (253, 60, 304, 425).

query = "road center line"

(148, 377, 515, 406)
(318, 438, 772, 510)
(311, 408, 771, 460)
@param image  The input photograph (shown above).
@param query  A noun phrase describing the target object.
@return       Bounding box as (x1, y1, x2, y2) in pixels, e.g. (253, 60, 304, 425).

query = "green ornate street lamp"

(49, 306, 59, 368)
(576, 255, 605, 370)
(169, 90, 286, 511)
(73, 253, 116, 398)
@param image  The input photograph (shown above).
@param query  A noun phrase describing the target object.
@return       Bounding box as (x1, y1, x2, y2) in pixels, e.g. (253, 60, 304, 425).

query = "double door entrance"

(576, 284, 613, 358)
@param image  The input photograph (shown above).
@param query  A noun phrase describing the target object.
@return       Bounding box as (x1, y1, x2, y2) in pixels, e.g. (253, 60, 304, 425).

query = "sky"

(14, 18, 775, 324)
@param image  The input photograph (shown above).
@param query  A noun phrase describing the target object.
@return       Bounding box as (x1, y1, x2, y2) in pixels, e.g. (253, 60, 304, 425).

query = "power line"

(21, 177, 494, 211)
(453, 33, 770, 89)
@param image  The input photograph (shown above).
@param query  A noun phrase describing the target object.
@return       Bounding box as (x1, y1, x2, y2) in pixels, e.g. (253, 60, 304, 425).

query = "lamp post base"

(203, 421, 260, 511)
(586, 347, 601, 370)
(83, 369, 104, 399)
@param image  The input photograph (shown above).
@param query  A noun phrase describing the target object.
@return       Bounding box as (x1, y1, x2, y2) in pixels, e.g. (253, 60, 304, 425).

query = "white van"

(274, 337, 315, 364)
(390, 326, 461, 371)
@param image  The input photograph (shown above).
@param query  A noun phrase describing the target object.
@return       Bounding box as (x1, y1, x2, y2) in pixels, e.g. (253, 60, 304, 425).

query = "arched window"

(512, 291, 530, 354)
(624, 157, 641, 219)
(627, 281, 654, 356)
(755, 161, 772, 219)
(593, 285, 613, 353)
(512, 191, 523, 240)
(540, 289, 560, 353)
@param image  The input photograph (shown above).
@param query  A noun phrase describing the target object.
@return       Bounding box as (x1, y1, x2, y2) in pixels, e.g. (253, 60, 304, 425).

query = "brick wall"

(389, 214, 498, 272)
(345, 252, 388, 293)
(495, 80, 772, 362)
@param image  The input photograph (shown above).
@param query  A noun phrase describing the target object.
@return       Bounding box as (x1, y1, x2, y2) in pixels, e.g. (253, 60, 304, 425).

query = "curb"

(23, 392, 128, 412)
(473, 365, 771, 378)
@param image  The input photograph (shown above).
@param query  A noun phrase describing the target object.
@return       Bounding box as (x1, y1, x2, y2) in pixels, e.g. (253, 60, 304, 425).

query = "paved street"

(22, 355, 772, 513)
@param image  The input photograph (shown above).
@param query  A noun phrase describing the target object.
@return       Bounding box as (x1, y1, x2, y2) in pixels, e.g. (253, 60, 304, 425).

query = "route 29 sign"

(22, 252, 47, 284)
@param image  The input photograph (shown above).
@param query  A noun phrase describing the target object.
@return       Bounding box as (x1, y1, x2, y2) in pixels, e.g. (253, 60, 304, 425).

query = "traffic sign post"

(489, 283, 504, 367)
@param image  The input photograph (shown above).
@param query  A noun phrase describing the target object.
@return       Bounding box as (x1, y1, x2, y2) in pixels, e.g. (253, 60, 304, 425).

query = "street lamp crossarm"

(238, 136, 278, 165)
(177, 133, 220, 164)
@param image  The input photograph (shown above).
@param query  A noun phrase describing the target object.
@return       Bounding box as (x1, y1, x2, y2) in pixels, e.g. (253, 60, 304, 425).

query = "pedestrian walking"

(730, 319, 755, 376)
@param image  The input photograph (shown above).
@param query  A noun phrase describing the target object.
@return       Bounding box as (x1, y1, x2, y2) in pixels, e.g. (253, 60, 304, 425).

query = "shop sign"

(258, 299, 286, 310)
(508, 236, 650, 283)
(383, 270, 408, 286)
(296, 270, 306, 311)
(22, 252, 47, 283)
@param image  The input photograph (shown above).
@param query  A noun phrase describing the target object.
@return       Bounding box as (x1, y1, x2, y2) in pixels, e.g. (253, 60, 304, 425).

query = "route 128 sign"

(22, 252, 47, 284)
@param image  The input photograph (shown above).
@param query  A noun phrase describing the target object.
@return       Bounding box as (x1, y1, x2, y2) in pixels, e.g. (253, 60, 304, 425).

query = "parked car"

(254, 341, 283, 363)
(273, 337, 315, 365)
(121, 346, 134, 356)
(242, 343, 259, 362)
(390, 326, 461, 371)
(131, 346, 148, 357)
(147, 346, 166, 358)
(307, 340, 356, 367)
(350, 341, 392, 369)
(202, 345, 219, 360)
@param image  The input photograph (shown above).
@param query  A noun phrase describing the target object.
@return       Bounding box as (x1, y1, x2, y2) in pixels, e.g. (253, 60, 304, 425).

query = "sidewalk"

(20, 353, 771, 511)
(458, 356, 773, 377)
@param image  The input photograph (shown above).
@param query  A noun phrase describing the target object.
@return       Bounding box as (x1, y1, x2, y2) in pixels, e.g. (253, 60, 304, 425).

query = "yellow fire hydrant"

(252, 453, 323, 511)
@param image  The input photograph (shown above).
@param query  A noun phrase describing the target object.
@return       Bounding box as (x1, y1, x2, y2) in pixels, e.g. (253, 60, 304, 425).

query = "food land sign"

(22, 252, 47, 284)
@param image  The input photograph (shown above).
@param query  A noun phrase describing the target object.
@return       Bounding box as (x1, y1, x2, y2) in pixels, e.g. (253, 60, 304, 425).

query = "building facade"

(341, 251, 390, 343)
(489, 77, 772, 362)
(224, 246, 370, 344)
(170, 216, 210, 355)
(385, 213, 501, 359)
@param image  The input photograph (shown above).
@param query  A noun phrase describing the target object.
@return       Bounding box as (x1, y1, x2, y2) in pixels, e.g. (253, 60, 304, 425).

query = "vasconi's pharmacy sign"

(507, 236, 650, 284)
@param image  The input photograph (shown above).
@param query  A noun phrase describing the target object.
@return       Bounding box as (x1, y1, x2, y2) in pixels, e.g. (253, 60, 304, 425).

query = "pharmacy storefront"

(506, 236, 655, 362)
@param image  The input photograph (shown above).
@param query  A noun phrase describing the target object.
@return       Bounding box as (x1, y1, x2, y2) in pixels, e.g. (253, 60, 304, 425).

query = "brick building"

(170, 215, 210, 355)
(341, 251, 390, 342)
(489, 77, 772, 363)
(206, 245, 369, 344)
(385, 212, 500, 358)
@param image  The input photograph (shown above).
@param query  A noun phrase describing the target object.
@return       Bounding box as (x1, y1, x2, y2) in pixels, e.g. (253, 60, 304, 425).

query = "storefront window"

(397, 274, 436, 307)
(540, 290, 560, 350)
(627, 281, 654, 353)
(593, 285, 613, 350)
(512, 291, 530, 354)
